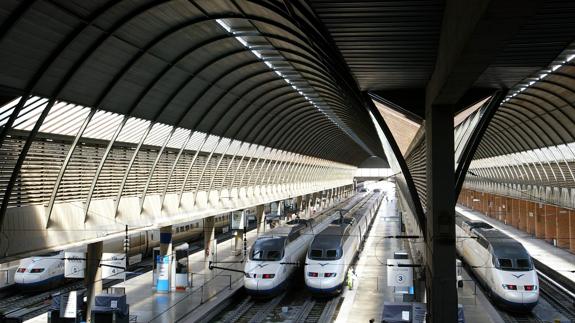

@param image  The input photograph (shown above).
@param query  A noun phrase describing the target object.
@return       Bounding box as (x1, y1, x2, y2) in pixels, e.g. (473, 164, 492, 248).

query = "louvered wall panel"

(92, 145, 131, 199)
(166, 151, 195, 194)
(56, 143, 107, 201)
(148, 149, 178, 195)
(405, 138, 427, 211)
(184, 154, 207, 192)
(123, 150, 157, 197)
(9, 138, 68, 207)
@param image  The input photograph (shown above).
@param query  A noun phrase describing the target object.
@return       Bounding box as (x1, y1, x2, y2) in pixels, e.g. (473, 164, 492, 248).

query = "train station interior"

(0, 0, 574, 322)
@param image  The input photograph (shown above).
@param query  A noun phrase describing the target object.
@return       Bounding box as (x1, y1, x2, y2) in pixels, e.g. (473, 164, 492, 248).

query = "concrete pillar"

(569, 210, 575, 253)
(203, 216, 215, 279)
(557, 207, 570, 248)
(255, 204, 265, 233)
(295, 196, 303, 218)
(518, 199, 527, 231)
(424, 105, 457, 323)
(160, 225, 173, 257)
(327, 189, 333, 207)
(304, 194, 311, 218)
(545, 204, 557, 243)
(311, 192, 319, 217)
(85, 241, 103, 323)
(234, 229, 244, 256)
(529, 201, 538, 236)
(512, 198, 519, 228)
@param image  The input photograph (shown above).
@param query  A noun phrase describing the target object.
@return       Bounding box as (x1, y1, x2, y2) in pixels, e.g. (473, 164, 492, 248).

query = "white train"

(456, 218, 539, 312)
(305, 193, 381, 294)
(244, 218, 316, 296)
(243, 195, 367, 296)
(13, 214, 236, 290)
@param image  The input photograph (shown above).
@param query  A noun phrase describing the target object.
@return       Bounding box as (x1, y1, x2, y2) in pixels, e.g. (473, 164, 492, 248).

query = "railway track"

(220, 294, 285, 323)
(498, 311, 543, 323)
(537, 270, 575, 322)
(295, 296, 340, 323)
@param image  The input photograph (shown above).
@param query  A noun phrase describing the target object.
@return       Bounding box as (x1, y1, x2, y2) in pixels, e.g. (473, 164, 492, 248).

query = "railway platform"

(23, 229, 259, 323)
(334, 189, 503, 323)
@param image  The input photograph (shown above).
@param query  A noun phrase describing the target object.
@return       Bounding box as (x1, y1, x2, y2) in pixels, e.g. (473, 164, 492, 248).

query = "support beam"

(85, 241, 103, 323)
(157, 226, 172, 294)
(295, 196, 303, 218)
(363, 92, 426, 234)
(425, 105, 457, 323)
(255, 204, 265, 234)
(203, 216, 215, 281)
(454, 90, 507, 195)
(427, 0, 537, 106)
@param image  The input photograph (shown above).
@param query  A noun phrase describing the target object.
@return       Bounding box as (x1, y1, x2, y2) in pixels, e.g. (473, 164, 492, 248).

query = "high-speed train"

(13, 214, 236, 290)
(456, 218, 539, 312)
(305, 193, 382, 294)
(244, 195, 367, 296)
(244, 218, 316, 296)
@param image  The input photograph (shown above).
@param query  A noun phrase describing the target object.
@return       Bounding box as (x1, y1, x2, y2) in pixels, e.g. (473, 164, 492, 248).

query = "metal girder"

(454, 90, 507, 196)
(178, 134, 209, 206)
(112, 122, 154, 218)
(83, 115, 129, 218)
(159, 130, 195, 209)
(46, 108, 96, 227)
(139, 126, 176, 213)
(364, 92, 426, 232)
(192, 136, 221, 206)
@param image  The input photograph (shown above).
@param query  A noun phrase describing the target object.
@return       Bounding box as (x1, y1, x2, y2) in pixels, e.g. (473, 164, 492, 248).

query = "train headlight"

(308, 272, 318, 277)
(524, 285, 536, 291)
(30, 268, 45, 273)
(17, 268, 26, 273)
(262, 274, 275, 279)
(324, 273, 337, 277)
(502, 284, 517, 290)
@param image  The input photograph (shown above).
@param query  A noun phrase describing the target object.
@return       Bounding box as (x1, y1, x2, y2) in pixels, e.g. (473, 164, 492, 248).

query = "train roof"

(474, 228, 530, 258)
(259, 218, 312, 238)
(310, 225, 348, 250)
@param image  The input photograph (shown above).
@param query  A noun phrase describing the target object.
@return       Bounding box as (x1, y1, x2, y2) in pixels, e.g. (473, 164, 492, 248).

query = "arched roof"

(0, 0, 385, 165)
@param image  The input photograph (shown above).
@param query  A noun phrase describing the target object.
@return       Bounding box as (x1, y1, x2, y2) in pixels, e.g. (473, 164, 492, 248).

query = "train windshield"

(250, 237, 285, 261)
(492, 243, 533, 271)
(308, 248, 343, 260)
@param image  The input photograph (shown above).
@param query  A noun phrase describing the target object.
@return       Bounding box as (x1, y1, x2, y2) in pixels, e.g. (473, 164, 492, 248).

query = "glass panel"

(498, 258, 513, 269)
(326, 250, 337, 259)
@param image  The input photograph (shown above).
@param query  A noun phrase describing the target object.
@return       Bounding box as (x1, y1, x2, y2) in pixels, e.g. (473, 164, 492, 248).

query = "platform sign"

(101, 253, 126, 279)
(64, 252, 85, 278)
(156, 255, 170, 293)
(387, 258, 413, 288)
(60, 291, 77, 318)
(231, 210, 245, 230)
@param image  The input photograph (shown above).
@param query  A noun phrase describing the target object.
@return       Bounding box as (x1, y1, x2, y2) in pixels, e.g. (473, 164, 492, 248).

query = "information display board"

(156, 255, 170, 293)
(64, 252, 85, 278)
(101, 253, 126, 280)
(231, 210, 245, 230)
(387, 258, 413, 288)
